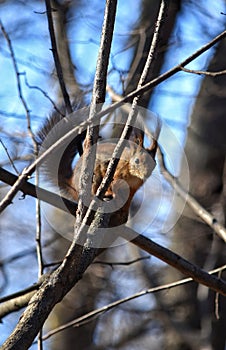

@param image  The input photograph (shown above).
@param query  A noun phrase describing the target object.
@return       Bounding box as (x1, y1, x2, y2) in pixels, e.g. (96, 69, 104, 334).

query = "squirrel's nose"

(103, 194, 113, 201)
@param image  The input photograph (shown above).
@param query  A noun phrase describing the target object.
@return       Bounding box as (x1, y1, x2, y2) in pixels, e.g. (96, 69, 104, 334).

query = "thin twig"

(24, 75, 65, 116)
(44, 0, 72, 114)
(0, 22, 37, 150)
(0, 139, 19, 174)
(36, 184, 44, 278)
(93, 255, 150, 266)
(0, 22, 29, 121)
(180, 66, 226, 77)
(44, 256, 150, 268)
(41, 264, 226, 341)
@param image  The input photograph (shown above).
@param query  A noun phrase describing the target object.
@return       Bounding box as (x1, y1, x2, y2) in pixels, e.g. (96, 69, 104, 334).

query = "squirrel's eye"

(134, 157, 140, 165)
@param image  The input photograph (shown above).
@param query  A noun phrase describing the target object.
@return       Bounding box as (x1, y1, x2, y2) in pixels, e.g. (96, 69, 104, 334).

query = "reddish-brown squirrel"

(37, 104, 160, 225)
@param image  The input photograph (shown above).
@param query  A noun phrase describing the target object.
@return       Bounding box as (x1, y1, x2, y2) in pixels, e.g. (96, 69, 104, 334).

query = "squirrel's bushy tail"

(36, 103, 87, 193)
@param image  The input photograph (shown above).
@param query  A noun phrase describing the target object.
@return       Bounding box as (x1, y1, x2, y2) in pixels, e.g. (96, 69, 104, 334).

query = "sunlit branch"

(180, 66, 226, 77)
(76, 0, 119, 239)
(121, 227, 226, 296)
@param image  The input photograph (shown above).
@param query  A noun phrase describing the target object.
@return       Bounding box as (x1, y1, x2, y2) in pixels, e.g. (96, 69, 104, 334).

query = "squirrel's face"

(127, 145, 156, 182)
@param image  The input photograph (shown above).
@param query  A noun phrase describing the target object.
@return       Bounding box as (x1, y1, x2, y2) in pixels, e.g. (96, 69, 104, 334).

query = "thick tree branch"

(1, 242, 100, 349)
(121, 227, 226, 295)
(76, 0, 118, 230)
(0, 167, 77, 215)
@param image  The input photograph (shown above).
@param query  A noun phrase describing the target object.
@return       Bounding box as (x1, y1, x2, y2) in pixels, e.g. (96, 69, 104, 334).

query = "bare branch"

(121, 227, 226, 296)
(0, 140, 19, 174)
(77, 0, 118, 230)
(0, 22, 30, 119)
(0, 21, 38, 152)
(0, 275, 48, 319)
(44, 0, 72, 114)
(93, 255, 150, 266)
(180, 66, 226, 77)
(0, 291, 37, 321)
(24, 75, 65, 116)
(0, 167, 77, 214)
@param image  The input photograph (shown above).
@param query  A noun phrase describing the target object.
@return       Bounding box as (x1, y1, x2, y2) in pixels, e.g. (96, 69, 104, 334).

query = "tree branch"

(44, 0, 72, 114)
(76, 0, 118, 231)
(120, 227, 226, 296)
(180, 66, 226, 77)
(0, 167, 77, 215)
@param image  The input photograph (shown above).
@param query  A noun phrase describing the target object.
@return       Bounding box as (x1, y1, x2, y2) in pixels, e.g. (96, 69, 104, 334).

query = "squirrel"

(37, 104, 160, 226)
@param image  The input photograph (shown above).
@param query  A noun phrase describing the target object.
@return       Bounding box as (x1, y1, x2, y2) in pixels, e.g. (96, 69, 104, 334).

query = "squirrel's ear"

(146, 115, 161, 159)
(146, 139, 158, 159)
(129, 127, 144, 148)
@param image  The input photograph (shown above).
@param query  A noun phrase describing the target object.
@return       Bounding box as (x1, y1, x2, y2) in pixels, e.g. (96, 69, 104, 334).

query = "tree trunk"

(161, 34, 226, 350)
